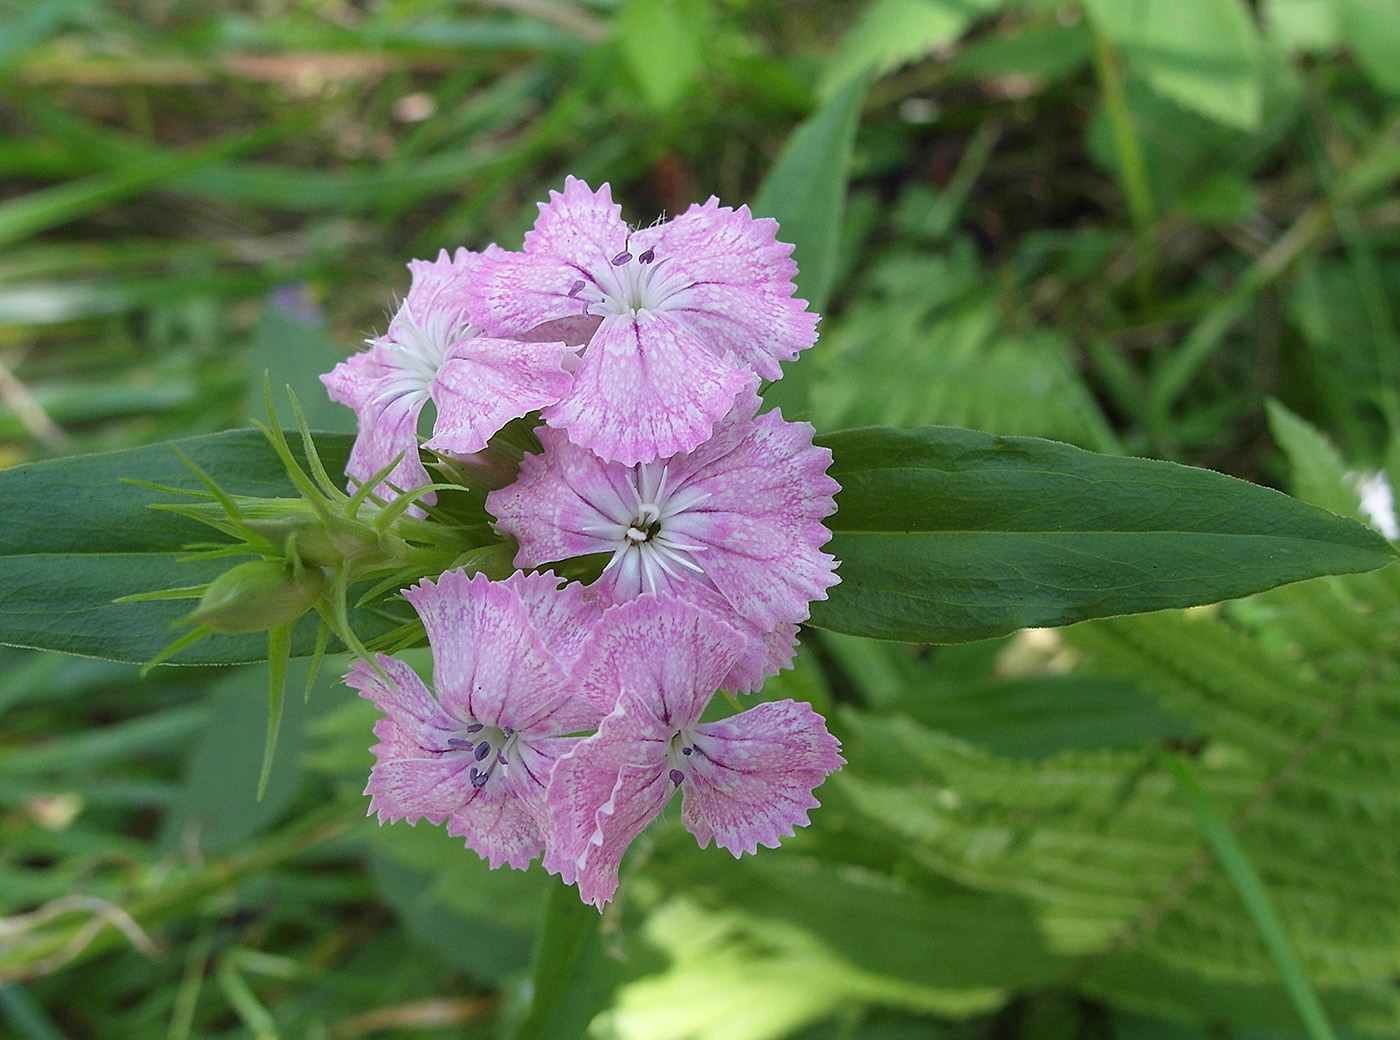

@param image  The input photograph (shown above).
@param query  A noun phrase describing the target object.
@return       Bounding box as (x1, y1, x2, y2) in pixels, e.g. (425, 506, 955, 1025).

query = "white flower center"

(570, 246, 692, 318)
(665, 727, 702, 787)
(580, 461, 711, 596)
(370, 300, 479, 410)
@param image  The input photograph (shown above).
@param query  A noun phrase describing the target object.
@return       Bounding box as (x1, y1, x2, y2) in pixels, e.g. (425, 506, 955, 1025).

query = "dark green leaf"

(811, 425, 1396, 642)
(753, 75, 867, 418)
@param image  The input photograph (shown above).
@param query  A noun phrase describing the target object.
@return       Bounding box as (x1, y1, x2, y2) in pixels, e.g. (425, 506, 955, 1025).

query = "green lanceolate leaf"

(0, 428, 405, 664)
(811, 425, 1397, 642)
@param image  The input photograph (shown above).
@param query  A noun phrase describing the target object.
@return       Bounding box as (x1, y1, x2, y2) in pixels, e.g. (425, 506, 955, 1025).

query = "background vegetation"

(2, 0, 1399, 1037)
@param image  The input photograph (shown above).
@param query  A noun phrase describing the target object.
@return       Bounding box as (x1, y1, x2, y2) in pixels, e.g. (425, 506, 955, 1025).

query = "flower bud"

(183, 560, 325, 634)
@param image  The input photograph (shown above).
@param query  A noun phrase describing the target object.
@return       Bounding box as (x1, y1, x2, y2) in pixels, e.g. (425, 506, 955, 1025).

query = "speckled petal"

(571, 594, 743, 715)
(487, 425, 639, 566)
(346, 656, 469, 825)
(403, 570, 599, 736)
(346, 655, 457, 746)
(543, 707, 671, 902)
(491, 394, 840, 634)
(629, 198, 818, 378)
(322, 346, 433, 498)
(663, 400, 840, 629)
(466, 179, 628, 337)
(426, 336, 574, 456)
(543, 311, 755, 465)
(443, 773, 549, 870)
(680, 699, 844, 855)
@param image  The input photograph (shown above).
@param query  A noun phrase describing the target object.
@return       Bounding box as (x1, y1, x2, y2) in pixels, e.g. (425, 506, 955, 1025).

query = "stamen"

(567, 280, 585, 297)
(669, 768, 685, 787)
(681, 746, 693, 755)
(465, 723, 484, 733)
(469, 767, 488, 789)
(611, 250, 633, 266)
(638, 248, 655, 264)
(474, 741, 492, 761)
(445, 737, 473, 750)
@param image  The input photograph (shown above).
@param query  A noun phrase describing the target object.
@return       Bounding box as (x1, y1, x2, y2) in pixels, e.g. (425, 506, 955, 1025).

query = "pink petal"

(544, 725, 671, 904)
(464, 244, 592, 338)
(491, 394, 840, 634)
(346, 656, 457, 744)
(542, 311, 755, 465)
(403, 570, 596, 735)
(322, 347, 433, 498)
(443, 773, 548, 870)
(500, 569, 604, 670)
(573, 761, 673, 908)
(665, 281, 820, 380)
(664, 403, 840, 629)
(346, 657, 470, 825)
(681, 699, 844, 856)
(467, 179, 628, 336)
(486, 425, 638, 566)
(523, 178, 628, 271)
(571, 595, 743, 716)
(629, 198, 818, 377)
(364, 754, 473, 826)
(630, 198, 798, 293)
(426, 336, 574, 456)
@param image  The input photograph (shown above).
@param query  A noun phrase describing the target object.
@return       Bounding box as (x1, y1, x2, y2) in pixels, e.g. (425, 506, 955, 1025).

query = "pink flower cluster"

(324, 178, 843, 907)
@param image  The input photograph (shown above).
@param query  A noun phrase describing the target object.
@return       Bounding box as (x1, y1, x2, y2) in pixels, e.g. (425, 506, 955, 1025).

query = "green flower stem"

(1159, 751, 1338, 1040)
(509, 881, 620, 1040)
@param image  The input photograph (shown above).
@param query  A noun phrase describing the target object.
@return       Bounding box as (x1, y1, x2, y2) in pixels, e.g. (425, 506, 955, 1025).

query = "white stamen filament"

(574, 249, 693, 318)
(590, 461, 710, 595)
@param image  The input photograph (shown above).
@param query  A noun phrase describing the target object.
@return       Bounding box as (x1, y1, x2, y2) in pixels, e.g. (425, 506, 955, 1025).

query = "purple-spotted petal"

(443, 771, 548, 870)
(681, 699, 844, 856)
(543, 312, 755, 465)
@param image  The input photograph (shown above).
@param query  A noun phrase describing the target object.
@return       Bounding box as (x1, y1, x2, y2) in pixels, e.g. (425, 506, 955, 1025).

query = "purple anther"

(465, 723, 484, 733)
(567, 279, 585, 298)
(669, 768, 685, 787)
(503, 725, 515, 737)
(611, 249, 633, 266)
(469, 767, 489, 789)
(638, 248, 655, 264)
(681, 746, 693, 755)
(446, 737, 473, 750)
(474, 740, 492, 761)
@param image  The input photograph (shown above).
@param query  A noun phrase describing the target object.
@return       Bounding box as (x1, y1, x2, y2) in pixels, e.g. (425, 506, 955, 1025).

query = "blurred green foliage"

(2, 0, 1400, 1038)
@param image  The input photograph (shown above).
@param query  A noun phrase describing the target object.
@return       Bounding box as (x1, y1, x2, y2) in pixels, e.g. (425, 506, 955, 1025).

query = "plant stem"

(1160, 752, 1338, 1040)
(1088, 19, 1155, 301)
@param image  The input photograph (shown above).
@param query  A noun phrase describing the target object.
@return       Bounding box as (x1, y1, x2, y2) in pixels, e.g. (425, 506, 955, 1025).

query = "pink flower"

(345, 570, 601, 869)
(544, 596, 844, 908)
(322, 249, 574, 500)
(465, 177, 820, 464)
(486, 393, 840, 690)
